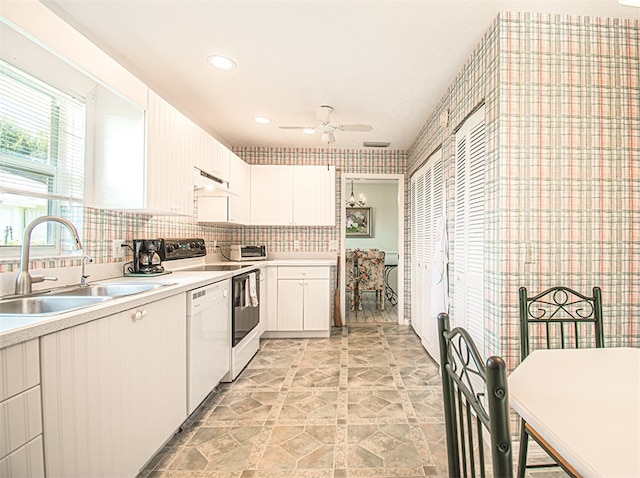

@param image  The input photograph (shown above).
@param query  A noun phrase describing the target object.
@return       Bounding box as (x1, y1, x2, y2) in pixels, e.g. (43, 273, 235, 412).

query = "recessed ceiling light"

(253, 116, 271, 125)
(207, 55, 236, 71)
(619, 0, 640, 6)
(302, 128, 316, 135)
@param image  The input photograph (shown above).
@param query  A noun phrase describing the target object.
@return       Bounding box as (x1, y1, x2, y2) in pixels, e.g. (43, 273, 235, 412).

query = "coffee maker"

(132, 239, 166, 274)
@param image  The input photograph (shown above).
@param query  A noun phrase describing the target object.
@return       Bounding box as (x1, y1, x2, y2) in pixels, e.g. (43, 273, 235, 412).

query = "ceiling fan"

(279, 105, 373, 144)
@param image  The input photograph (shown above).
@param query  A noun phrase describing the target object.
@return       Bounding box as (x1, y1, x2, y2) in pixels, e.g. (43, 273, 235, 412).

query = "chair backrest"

(437, 312, 513, 478)
(358, 250, 385, 290)
(519, 286, 604, 361)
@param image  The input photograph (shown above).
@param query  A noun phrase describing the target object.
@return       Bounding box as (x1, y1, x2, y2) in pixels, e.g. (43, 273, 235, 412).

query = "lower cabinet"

(276, 266, 330, 334)
(40, 294, 187, 478)
(0, 339, 43, 478)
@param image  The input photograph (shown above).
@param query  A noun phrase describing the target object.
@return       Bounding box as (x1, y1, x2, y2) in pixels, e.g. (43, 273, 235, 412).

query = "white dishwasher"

(187, 278, 230, 415)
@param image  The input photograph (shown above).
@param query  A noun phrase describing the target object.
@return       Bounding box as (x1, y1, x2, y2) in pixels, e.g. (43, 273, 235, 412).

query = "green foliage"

(0, 117, 49, 161)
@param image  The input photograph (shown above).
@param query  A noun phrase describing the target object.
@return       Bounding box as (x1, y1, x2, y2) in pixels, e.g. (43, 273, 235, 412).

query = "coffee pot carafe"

(132, 239, 165, 274)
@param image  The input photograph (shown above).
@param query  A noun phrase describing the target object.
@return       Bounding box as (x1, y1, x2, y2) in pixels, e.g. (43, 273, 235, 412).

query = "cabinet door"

(303, 279, 330, 331)
(292, 165, 336, 226)
(41, 294, 187, 478)
(276, 280, 304, 330)
(250, 165, 294, 225)
(146, 89, 193, 215)
(228, 153, 251, 224)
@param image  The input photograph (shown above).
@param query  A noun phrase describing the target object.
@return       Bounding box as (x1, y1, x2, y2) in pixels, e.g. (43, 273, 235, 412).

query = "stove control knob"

(189, 242, 196, 249)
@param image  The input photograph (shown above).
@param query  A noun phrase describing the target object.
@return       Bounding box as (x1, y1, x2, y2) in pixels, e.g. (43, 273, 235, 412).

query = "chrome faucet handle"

(81, 255, 93, 286)
(32, 276, 58, 284)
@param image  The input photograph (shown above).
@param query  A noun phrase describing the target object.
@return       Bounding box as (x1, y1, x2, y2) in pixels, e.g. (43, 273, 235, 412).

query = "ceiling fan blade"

(279, 125, 311, 130)
(338, 124, 373, 132)
(315, 105, 333, 124)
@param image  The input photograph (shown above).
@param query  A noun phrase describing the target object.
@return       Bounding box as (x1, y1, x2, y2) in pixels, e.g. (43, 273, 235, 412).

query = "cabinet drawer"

(0, 340, 39, 402)
(0, 435, 44, 478)
(0, 387, 42, 459)
(278, 266, 330, 280)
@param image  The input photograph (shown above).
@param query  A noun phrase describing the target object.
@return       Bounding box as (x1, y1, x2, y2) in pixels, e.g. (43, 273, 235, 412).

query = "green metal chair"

(517, 286, 604, 478)
(438, 312, 513, 478)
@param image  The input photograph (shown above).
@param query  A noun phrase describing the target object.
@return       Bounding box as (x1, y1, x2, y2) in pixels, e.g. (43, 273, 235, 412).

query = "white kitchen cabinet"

(276, 266, 330, 333)
(192, 128, 230, 183)
(263, 266, 278, 333)
(88, 88, 194, 215)
(0, 436, 44, 478)
(0, 339, 43, 478)
(292, 165, 336, 225)
(40, 294, 187, 478)
(145, 89, 194, 215)
(250, 165, 335, 226)
(250, 165, 294, 225)
(197, 151, 250, 224)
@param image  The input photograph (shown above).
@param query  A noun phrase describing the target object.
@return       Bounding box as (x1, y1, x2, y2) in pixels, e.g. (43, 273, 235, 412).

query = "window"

(0, 59, 85, 256)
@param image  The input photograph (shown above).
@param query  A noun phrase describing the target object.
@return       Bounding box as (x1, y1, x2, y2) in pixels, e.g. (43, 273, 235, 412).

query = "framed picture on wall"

(346, 207, 372, 237)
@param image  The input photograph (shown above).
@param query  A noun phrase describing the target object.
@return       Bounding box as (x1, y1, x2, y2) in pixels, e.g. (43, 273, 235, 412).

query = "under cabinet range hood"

(193, 167, 237, 197)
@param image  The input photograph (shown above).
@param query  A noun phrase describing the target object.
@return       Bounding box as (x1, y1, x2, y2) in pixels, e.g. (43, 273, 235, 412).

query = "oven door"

(232, 269, 260, 346)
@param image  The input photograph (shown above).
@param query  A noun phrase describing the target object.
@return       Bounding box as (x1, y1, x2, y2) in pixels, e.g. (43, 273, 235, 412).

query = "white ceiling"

(42, 0, 638, 151)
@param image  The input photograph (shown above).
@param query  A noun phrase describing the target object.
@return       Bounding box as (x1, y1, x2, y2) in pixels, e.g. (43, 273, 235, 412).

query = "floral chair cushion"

(357, 250, 385, 311)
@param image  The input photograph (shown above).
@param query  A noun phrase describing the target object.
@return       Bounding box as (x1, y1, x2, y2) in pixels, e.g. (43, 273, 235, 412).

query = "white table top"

(508, 347, 640, 478)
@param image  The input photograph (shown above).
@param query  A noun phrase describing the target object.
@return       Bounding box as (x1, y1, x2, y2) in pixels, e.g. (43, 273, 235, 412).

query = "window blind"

(0, 58, 85, 204)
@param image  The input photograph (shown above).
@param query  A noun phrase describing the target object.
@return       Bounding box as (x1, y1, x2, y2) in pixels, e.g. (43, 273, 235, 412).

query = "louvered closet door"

(422, 152, 444, 360)
(410, 149, 444, 361)
(454, 106, 486, 356)
(411, 172, 425, 338)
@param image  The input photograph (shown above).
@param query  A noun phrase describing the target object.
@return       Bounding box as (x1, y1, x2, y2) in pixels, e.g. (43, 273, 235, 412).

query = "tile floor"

(139, 323, 568, 478)
(345, 292, 398, 324)
(139, 324, 447, 477)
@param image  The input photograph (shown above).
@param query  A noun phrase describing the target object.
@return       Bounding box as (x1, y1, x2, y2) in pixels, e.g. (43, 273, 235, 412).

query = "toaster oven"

(230, 244, 267, 261)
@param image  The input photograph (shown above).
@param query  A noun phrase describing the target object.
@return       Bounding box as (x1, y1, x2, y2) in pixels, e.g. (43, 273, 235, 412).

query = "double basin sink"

(0, 282, 170, 316)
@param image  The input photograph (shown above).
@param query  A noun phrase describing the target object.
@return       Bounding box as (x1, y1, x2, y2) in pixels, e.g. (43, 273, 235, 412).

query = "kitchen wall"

(408, 12, 640, 368)
(0, 149, 406, 280)
(231, 147, 406, 252)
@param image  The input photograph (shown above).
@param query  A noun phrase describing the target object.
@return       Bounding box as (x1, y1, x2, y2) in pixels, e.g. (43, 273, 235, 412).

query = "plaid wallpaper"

(408, 12, 639, 369)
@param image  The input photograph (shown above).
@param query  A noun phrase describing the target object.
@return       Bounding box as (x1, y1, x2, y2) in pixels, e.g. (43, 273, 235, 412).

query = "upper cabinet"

(196, 151, 250, 224)
(250, 165, 336, 226)
(87, 88, 194, 215)
(145, 89, 195, 215)
(192, 129, 230, 183)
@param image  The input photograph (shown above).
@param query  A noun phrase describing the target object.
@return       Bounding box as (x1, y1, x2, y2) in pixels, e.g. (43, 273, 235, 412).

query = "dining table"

(508, 347, 640, 478)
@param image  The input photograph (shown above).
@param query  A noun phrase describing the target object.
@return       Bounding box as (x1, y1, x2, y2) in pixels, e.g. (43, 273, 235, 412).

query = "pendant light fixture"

(345, 180, 366, 207)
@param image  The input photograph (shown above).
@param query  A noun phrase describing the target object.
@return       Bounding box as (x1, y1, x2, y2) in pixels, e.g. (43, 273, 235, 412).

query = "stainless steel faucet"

(15, 216, 83, 295)
(80, 255, 93, 286)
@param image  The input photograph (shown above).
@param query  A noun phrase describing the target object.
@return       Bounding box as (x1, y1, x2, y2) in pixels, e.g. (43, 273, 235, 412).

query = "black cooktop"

(183, 264, 245, 272)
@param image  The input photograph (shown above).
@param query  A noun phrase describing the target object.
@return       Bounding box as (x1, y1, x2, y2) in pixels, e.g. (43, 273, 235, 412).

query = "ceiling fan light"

(207, 55, 236, 71)
(253, 116, 271, 124)
(303, 128, 316, 135)
(321, 132, 329, 143)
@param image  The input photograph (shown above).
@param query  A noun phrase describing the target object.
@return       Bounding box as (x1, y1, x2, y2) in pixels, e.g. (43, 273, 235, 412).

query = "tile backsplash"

(0, 147, 407, 275)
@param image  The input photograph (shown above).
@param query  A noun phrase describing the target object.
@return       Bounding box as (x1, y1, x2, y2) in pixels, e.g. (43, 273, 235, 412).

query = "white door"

(293, 165, 336, 226)
(303, 279, 330, 330)
(410, 148, 444, 361)
(454, 105, 486, 356)
(277, 279, 304, 330)
(250, 165, 293, 225)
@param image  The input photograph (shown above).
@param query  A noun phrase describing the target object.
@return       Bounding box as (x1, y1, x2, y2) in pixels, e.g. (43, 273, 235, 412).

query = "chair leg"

(380, 288, 385, 310)
(517, 419, 529, 478)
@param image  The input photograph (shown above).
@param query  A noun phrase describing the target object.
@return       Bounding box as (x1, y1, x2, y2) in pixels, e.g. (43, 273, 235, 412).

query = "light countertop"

(0, 258, 336, 349)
